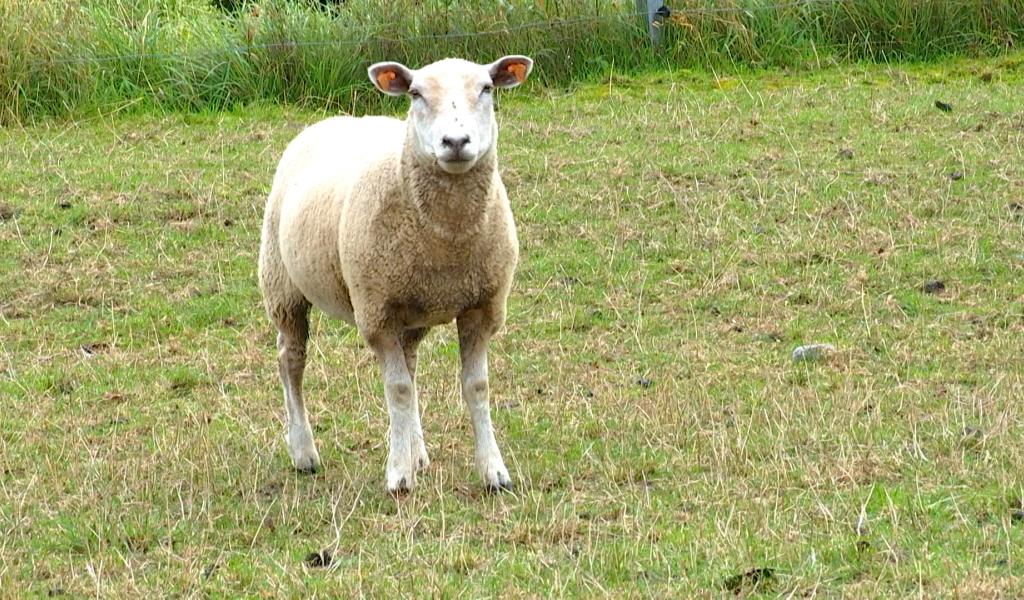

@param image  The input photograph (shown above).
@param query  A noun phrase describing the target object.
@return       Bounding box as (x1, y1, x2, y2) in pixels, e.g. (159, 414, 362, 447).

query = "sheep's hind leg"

(275, 301, 321, 473)
(368, 332, 418, 493)
(401, 327, 431, 471)
(457, 310, 512, 491)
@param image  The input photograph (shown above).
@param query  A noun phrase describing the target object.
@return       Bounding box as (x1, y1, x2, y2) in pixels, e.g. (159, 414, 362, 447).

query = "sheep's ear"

(488, 55, 533, 89)
(368, 62, 414, 96)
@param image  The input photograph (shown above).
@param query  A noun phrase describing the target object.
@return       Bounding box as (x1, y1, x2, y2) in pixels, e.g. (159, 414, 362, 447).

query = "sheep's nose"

(441, 135, 470, 152)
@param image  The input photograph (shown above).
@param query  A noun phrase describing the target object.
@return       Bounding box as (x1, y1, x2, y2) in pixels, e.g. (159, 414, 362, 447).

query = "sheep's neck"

(401, 143, 497, 242)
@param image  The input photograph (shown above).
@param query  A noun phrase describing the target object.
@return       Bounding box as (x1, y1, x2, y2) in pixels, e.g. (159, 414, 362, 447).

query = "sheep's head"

(368, 56, 533, 175)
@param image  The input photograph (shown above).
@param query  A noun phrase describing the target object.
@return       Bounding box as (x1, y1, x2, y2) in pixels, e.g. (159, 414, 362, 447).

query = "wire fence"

(24, 0, 889, 68)
(6, 0, 1019, 123)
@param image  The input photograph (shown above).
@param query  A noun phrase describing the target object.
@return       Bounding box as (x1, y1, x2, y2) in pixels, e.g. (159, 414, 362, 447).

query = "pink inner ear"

(506, 62, 527, 83)
(376, 70, 397, 90)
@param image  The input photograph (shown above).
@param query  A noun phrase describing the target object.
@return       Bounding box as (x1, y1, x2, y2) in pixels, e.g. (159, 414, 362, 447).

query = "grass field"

(2, 53, 1024, 596)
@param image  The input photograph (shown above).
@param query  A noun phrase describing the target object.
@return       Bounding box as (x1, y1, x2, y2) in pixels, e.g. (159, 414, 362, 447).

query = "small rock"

(304, 549, 332, 568)
(792, 343, 835, 363)
(223, 218, 234, 227)
(949, 171, 964, 181)
(636, 378, 653, 389)
(921, 279, 945, 294)
(838, 148, 854, 159)
(934, 100, 953, 113)
(1012, 510, 1024, 523)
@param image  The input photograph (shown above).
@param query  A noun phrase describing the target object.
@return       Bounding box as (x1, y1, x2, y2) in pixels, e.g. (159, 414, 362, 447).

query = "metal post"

(636, 0, 665, 46)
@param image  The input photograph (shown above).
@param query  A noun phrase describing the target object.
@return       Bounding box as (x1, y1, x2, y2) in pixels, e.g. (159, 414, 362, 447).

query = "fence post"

(636, 0, 666, 46)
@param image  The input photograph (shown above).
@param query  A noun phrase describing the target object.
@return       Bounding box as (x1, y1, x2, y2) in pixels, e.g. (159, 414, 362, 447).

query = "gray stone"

(792, 343, 835, 363)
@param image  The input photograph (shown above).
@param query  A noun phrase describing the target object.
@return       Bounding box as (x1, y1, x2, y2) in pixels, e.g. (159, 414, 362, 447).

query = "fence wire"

(25, 0, 866, 67)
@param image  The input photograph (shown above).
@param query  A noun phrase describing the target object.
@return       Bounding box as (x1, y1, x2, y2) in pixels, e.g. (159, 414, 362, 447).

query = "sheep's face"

(369, 56, 533, 175)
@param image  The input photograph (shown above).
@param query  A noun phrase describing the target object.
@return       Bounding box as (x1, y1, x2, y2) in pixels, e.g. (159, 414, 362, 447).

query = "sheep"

(257, 55, 533, 494)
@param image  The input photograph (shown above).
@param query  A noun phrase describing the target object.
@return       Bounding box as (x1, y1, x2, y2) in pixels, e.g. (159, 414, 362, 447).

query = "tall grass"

(666, 0, 1024, 65)
(2, 0, 1023, 124)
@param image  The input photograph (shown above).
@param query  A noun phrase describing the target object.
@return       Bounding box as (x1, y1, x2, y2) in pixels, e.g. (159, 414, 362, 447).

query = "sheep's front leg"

(368, 332, 419, 493)
(457, 310, 512, 491)
(400, 327, 430, 471)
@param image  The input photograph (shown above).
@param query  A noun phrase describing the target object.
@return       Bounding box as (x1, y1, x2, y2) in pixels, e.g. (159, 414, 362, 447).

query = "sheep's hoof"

(289, 448, 321, 474)
(486, 479, 514, 493)
(295, 463, 319, 475)
(482, 467, 513, 493)
(386, 465, 415, 495)
(387, 477, 411, 496)
(287, 429, 321, 474)
(415, 455, 430, 471)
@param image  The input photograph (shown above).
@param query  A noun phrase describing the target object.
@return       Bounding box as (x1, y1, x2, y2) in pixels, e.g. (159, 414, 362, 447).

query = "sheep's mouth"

(438, 150, 472, 163)
(436, 156, 476, 174)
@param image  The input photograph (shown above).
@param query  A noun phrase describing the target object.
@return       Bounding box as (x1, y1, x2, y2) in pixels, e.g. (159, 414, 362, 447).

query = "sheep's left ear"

(368, 62, 415, 96)
(488, 55, 533, 89)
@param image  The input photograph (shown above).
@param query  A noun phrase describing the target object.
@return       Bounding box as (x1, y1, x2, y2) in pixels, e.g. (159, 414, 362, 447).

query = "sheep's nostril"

(441, 135, 470, 152)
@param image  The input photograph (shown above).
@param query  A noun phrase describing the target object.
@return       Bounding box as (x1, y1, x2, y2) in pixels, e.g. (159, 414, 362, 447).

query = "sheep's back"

(274, 116, 405, 323)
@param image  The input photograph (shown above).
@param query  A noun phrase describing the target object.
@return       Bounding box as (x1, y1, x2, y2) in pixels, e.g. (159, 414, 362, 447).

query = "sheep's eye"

(409, 89, 423, 100)
(481, 84, 494, 95)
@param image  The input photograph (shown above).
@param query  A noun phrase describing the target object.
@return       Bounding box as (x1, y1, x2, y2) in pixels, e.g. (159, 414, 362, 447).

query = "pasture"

(2, 54, 1024, 596)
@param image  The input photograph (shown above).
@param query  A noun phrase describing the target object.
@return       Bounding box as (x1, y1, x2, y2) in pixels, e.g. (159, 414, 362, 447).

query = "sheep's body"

(258, 56, 531, 493)
(261, 116, 517, 334)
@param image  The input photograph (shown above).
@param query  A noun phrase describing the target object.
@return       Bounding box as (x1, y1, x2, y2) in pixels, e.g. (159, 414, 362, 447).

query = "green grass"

(3, 53, 1024, 596)
(4, 0, 1024, 125)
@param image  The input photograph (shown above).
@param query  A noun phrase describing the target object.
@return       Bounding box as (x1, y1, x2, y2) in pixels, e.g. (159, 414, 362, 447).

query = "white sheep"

(258, 55, 533, 493)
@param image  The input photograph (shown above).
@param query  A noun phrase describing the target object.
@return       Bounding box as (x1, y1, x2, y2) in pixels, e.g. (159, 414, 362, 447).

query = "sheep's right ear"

(488, 55, 533, 89)
(368, 62, 414, 96)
